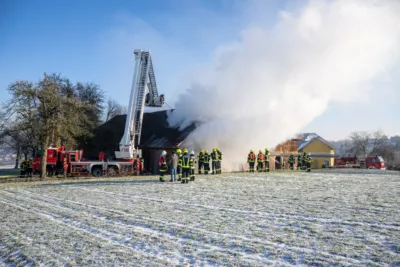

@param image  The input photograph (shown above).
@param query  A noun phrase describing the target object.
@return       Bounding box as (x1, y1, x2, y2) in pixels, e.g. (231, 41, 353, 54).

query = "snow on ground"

(0, 169, 399, 266)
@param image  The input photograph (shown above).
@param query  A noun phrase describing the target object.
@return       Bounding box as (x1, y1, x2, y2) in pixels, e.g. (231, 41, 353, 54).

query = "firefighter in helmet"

(158, 150, 168, 182)
(248, 149, 256, 172)
(288, 153, 295, 170)
(203, 149, 210, 174)
(180, 148, 191, 183)
(257, 150, 265, 172)
(264, 148, 270, 172)
(190, 150, 196, 181)
(197, 150, 204, 174)
(176, 148, 182, 181)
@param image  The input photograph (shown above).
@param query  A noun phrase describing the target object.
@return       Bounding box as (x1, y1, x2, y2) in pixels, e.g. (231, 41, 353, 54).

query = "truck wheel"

(368, 166, 376, 169)
(92, 167, 102, 177)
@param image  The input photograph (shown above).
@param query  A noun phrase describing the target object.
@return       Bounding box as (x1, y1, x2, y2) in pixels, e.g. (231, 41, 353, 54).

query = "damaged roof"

(137, 110, 196, 149)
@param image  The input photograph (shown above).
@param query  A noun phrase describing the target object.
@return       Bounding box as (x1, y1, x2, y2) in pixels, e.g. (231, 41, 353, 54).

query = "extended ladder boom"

(115, 49, 164, 159)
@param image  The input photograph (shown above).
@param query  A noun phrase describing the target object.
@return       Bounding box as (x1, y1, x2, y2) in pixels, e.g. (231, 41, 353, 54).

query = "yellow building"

(297, 134, 335, 169)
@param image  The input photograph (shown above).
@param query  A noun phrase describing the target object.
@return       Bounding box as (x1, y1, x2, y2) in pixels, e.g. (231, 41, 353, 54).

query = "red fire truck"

(333, 155, 385, 169)
(32, 146, 136, 177)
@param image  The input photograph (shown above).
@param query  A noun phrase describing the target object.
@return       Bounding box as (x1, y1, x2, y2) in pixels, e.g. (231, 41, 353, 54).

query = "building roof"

(296, 133, 335, 151)
(79, 110, 196, 159)
(137, 110, 196, 149)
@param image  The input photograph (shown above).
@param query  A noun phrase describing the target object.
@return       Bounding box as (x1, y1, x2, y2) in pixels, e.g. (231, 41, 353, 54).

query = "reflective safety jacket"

(211, 151, 217, 162)
(190, 155, 196, 169)
(216, 151, 222, 161)
(203, 153, 210, 164)
(197, 152, 204, 162)
(248, 152, 256, 162)
(158, 155, 168, 171)
(297, 154, 302, 162)
(181, 153, 194, 169)
(288, 155, 295, 163)
(264, 151, 270, 162)
(257, 153, 265, 162)
(177, 151, 183, 167)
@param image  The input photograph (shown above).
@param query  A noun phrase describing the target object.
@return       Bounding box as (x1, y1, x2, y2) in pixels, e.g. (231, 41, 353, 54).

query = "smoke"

(168, 0, 400, 171)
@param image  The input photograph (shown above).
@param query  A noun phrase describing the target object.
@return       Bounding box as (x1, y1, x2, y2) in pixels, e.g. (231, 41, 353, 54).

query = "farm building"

(296, 133, 335, 168)
(80, 110, 196, 174)
(271, 133, 335, 169)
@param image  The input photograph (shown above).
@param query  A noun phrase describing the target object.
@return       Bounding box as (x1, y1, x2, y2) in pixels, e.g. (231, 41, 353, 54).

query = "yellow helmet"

(259, 149, 262, 153)
(216, 148, 220, 151)
(183, 148, 188, 153)
(213, 148, 217, 151)
(250, 149, 253, 153)
(205, 149, 208, 153)
(201, 149, 204, 153)
(265, 148, 269, 152)
(176, 148, 182, 154)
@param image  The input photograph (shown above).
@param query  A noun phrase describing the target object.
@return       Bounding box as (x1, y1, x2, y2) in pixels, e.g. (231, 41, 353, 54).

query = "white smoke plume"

(168, 0, 400, 171)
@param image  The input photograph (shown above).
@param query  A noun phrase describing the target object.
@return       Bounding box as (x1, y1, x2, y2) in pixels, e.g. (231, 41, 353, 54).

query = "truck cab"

(364, 156, 385, 170)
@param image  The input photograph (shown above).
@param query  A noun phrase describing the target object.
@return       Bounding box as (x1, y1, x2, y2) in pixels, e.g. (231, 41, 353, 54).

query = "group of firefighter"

(19, 158, 34, 177)
(158, 148, 223, 183)
(248, 149, 313, 172)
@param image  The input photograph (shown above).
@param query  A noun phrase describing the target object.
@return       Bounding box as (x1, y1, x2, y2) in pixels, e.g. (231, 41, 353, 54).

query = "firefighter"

(158, 151, 168, 182)
(203, 149, 210, 174)
(190, 150, 196, 181)
(216, 148, 222, 174)
(248, 150, 256, 172)
(305, 154, 312, 172)
(181, 149, 191, 184)
(264, 148, 270, 172)
(211, 148, 217, 174)
(20, 159, 27, 177)
(176, 148, 182, 181)
(26, 158, 33, 178)
(288, 153, 295, 170)
(297, 153, 302, 170)
(301, 152, 307, 170)
(257, 150, 265, 172)
(197, 150, 204, 174)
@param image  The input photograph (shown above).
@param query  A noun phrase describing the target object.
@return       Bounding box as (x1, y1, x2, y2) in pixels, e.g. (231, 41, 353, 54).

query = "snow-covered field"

(0, 170, 399, 266)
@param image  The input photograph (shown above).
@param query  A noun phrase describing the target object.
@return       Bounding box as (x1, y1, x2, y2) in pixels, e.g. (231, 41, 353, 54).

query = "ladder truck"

(32, 49, 165, 177)
(115, 49, 165, 159)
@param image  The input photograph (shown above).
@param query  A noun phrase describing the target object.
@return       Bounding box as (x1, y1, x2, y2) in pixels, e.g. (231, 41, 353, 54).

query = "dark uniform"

(264, 148, 270, 172)
(26, 158, 33, 177)
(211, 149, 217, 174)
(257, 150, 265, 172)
(177, 149, 182, 181)
(20, 160, 27, 177)
(248, 150, 256, 172)
(297, 153, 302, 170)
(190, 151, 196, 181)
(216, 148, 222, 174)
(181, 149, 193, 183)
(288, 154, 295, 170)
(305, 154, 312, 172)
(203, 150, 210, 174)
(197, 150, 204, 174)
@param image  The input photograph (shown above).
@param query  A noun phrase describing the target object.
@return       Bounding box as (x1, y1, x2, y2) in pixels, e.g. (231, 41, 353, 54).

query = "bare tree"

(347, 131, 370, 156)
(105, 98, 127, 122)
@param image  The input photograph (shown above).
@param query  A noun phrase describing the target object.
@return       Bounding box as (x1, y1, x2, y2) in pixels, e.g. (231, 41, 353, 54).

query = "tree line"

(0, 73, 127, 177)
(335, 130, 400, 167)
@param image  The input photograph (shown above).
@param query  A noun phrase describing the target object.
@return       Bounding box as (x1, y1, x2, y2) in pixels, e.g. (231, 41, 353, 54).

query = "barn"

(79, 110, 196, 174)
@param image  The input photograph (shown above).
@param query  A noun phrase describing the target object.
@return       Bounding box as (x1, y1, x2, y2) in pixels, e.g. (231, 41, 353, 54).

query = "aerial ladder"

(115, 49, 165, 159)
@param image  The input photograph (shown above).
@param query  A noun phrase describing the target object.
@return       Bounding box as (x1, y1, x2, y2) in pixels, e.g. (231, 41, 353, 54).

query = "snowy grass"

(0, 169, 399, 266)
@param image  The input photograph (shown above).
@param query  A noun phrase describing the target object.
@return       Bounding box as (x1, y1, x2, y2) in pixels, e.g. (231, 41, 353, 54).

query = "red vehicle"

(33, 146, 136, 177)
(334, 155, 385, 170)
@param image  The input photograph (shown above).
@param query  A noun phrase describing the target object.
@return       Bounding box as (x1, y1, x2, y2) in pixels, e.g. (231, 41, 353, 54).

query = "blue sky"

(1, 0, 399, 141)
